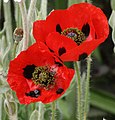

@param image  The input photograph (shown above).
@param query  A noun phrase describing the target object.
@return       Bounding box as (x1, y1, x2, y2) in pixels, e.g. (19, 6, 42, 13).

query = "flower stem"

(51, 101, 56, 120)
(83, 55, 91, 120)
(74, 62, 82, 120)
(12, 42, 18, 59)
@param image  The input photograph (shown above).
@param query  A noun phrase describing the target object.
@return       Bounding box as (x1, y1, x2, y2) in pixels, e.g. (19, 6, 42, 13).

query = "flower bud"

(13, 28, 23, 43)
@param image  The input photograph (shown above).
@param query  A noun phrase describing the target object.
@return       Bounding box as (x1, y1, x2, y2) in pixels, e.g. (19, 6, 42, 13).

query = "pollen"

(61, 28, 86, 45)
(32, 66, 56, 89)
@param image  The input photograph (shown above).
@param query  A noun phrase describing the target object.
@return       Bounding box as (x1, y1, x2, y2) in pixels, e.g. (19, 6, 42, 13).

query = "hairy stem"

(51, 101, 56, 120)
(83, 55, 91, 120)
(12, 42, 18, 59)
(74, 62, 82, 120)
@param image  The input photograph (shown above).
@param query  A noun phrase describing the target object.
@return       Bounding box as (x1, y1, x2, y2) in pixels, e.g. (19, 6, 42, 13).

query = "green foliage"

(91, 89, 115, 114)
(29, 110, 39, 120)
(111, 0, 115, 10)
(109, 10, 115, 53)
(0, 84, 9, 94)
(68, 0, 85, 6)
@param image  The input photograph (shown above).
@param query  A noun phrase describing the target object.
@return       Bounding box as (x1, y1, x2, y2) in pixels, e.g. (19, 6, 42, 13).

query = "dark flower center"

(23, 65, 56, 89)
(61, 28, 86, 45)
(32, 66, 55, 89)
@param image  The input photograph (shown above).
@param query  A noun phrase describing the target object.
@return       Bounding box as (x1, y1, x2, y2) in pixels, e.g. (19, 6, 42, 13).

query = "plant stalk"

(51, 101, 56, 120)
(83, 55, 91, 120)
(12, 42, 18, 59)
(74, 62, 82, 120)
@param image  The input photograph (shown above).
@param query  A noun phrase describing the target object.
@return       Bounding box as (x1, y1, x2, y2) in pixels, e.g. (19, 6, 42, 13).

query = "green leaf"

(14, 4, 22, 27)
(0, 95, 2, 120)
(109, 10, 115, 28)
(111, 0, 115, 10)
(44, 109, 51, 120)
(109, 10, 115, 52)
(112, 28, 115, 53)
(92, 48, 103, 64)
(88, 108, 106, 117)
(0, 26, 5, 39)
(62, 75, 76, 97)
(90, 89, 115, 114)
(0, 35, 7, 58)
(44, 108, 62, 120)
(40, 0, 47, 19)
(68, 0, 85, 7)
(29, 110, 39, 120)
(0, 85, 10, 94)
(4, 98, 17, 117)
(57, 83, 77, 120)
(54, 0, 68, 9)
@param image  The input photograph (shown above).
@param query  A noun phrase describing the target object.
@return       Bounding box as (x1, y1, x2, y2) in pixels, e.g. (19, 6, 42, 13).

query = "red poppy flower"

(33, 3, 109, 61)
(7, 42, 74, 104)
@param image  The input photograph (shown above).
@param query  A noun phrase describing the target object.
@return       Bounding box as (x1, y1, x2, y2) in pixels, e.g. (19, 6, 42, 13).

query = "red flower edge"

(33, 3, 109, 61)
(7, 42, 74, 104)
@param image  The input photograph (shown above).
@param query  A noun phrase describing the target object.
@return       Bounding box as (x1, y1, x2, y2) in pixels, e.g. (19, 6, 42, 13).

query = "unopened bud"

(13, 28, 23, 43)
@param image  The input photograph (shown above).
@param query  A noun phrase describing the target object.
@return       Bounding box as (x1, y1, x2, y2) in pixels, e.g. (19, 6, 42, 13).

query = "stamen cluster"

(32, 66, 55, 89)
(61, 28, 86, 45)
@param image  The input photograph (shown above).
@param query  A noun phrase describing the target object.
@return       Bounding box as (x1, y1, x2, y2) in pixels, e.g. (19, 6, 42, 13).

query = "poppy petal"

(33, 3, 109, 61)
(7, 42, 74, 104)
(68, 3, 109, 40)
(46, 32, 79, 61)
(33, 10, 75, 42)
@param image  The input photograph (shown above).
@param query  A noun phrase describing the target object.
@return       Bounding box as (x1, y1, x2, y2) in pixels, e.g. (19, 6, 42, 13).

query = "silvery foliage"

(109, 0, 115, 53)
(4, 0, 21, 3)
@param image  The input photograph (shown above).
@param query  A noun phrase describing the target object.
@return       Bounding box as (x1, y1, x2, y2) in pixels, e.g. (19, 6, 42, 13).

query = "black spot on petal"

(56, 24, 62, 34)
(81, 23, 90, 37)
(78, 53, 88, 61)
(56, 88, 64, 94)
(58, 47, 66, 56)
(23, 64, 36, 79)
(25, 89, 40, 98)
(95, 33, 97, 39)
(49, 48, 54, 53)
(55, 62, 63, 67)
